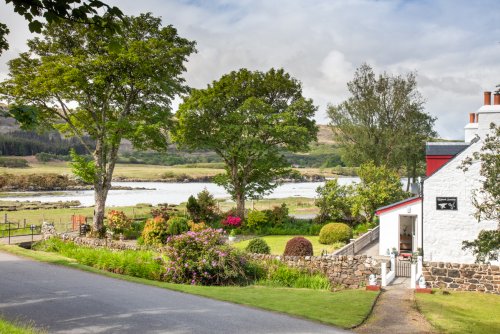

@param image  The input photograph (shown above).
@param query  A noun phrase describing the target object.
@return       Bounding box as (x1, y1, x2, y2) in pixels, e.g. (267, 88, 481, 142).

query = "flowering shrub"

(222, 215, 242, 228)
(188, 220, 208, 232)
(106, 210, 131, 233)
(163, 228, 254, 285)
(141, 216, 169, 246)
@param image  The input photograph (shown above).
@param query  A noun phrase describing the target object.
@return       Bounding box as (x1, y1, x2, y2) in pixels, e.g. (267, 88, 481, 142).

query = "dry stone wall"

(423, 262, 499, 294)
(249, 254, 380, 289)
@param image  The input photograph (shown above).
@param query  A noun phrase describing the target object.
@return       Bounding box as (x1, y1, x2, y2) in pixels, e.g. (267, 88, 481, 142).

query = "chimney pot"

(469, 113, 475, 123)
(494, 94, 500, 105)
(484, 91, 492, 105)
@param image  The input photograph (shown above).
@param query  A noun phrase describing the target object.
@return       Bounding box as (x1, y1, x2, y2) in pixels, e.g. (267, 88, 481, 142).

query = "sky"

(1, 0, 499, 139)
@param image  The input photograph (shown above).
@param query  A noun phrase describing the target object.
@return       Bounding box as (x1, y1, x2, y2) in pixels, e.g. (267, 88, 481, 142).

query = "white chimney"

(464, 112, 478, 143)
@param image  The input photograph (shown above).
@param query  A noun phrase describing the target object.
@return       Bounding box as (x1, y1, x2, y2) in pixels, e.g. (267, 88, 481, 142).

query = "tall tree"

(0, 13, 196, 234)
(172, 68, 318, 218)
(328, 64, 436, 184)
(1, 0, 123, 55)
(351, 161, 408, 224)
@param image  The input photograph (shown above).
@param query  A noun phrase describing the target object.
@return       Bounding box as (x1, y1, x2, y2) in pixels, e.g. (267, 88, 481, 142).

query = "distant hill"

(317, 125, 335, 144)
(0, 113, 344, 168)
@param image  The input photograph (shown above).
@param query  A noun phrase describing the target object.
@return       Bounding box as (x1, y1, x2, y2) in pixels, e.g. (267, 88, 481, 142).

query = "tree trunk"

(93, 184, 107, 236)
(235, 191, 245, 218)
(91, 136, 119, 237)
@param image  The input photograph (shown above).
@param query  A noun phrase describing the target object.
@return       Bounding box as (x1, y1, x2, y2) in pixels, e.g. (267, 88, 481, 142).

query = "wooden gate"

(395, 259, 411, 277)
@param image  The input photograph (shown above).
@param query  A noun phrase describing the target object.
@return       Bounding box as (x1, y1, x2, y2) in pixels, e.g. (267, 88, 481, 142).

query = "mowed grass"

(416, 290, 500, 334)
(0, 244, 377, 329)
(233, 235, 341, 256)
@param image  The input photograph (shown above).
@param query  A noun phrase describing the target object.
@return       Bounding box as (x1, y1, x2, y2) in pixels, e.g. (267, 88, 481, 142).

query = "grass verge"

(415, 290, 500, 334)
(0, 244, 377, 329)
(0, 318, 43, 334)
(233, 235, 342, 256)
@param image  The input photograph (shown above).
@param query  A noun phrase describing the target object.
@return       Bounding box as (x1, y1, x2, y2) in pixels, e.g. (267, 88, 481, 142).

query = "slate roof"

(425, 143, 470, 156)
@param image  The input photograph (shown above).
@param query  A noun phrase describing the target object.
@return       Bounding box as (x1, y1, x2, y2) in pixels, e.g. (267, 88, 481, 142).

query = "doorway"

(399, 215, 417, 255)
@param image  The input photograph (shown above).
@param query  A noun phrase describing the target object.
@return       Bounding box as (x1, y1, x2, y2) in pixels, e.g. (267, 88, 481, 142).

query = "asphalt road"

(0, 251, 350, 334)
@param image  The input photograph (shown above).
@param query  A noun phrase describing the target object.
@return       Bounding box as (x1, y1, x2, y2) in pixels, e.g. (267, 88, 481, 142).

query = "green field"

(416, 290, 500, 334)
(233, 235, 342, 256)
(0, 160, 344, 180)
(1, 205, 153, 232)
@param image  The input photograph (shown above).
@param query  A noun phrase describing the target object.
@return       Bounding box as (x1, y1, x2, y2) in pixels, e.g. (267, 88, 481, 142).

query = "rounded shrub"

(245, 238, 271, 254)
(141, 216, 169, 246)
(318, 222, 352, 245)
(283, 237, 313, 256)
(167, 216, 190, 236)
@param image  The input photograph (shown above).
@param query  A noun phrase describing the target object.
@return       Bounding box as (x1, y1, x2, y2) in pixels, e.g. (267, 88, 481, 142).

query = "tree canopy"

(1, 0, 123, 55)
(172, 68, 318, 217)
(0, 13, 196, 233)
(328, 64, 436, 186)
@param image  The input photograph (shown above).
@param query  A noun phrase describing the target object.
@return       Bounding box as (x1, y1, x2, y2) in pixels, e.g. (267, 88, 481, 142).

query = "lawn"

(0, 244, 378, 329)
(416, 290, 500, 334)
(233, 235, 342, 256)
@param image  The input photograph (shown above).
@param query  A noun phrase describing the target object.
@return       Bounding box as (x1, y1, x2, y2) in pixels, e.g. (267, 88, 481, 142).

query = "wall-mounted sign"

(436, 197, 458, 210)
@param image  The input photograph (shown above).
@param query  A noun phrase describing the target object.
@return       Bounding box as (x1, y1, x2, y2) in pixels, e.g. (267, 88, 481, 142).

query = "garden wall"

(249, 254, 380, 289)
(423, 262, 499, 294)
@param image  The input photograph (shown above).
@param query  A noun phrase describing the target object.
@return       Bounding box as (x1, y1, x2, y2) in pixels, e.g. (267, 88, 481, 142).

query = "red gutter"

(376, 197, 421, 215)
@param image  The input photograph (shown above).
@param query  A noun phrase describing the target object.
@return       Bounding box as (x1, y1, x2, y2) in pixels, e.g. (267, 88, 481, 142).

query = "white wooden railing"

(333, 225, 379, 256)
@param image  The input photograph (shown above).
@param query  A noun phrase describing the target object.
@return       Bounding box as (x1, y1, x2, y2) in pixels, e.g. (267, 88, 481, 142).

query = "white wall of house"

(378, 200, 422, 256)
(423, 138, 498, 264)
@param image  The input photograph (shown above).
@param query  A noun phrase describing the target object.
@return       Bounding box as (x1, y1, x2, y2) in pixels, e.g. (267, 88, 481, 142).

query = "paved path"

(354, 278, 435, 334)
(0, 251, 350, 334)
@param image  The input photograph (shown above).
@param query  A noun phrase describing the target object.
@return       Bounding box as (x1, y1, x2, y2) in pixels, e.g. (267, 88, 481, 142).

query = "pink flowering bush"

(163, 228, 258, 285)
(222, 215, 242, 228)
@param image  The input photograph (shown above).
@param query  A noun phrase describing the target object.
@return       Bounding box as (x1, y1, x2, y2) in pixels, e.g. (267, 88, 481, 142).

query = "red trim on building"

(376, 197, 421, 215)
(426, 155, 454, 176)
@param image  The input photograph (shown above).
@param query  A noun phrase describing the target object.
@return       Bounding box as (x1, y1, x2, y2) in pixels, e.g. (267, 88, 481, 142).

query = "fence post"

(410, 263, 417, 289)
(350, 238, 356, 255)
(381, 262, 387, 287)
(4, 213, 6, 224)
(8, 222, 10, 245)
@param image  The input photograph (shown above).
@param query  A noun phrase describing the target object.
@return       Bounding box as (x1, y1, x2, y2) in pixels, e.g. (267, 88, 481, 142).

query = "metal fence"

(333, 225, 380, 256)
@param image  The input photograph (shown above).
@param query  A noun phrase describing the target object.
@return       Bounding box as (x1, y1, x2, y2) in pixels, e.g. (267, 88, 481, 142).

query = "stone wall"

(423, 261, 499, 294)
(58, 234, 142, 251)
(249, 254, 380, 289)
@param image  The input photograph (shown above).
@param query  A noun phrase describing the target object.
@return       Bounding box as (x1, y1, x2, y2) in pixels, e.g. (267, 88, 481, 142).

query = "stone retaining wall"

(58, 233, 142, 251)
(423, 262, 499, 294)
(249, 254, 380, 289)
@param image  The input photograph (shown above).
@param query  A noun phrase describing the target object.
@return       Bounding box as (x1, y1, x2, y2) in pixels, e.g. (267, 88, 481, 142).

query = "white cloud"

(1, 0, 499, 139)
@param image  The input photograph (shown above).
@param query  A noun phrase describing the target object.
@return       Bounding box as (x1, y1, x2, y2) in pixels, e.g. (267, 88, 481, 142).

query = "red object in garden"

(415, 288, 432, 294)
(366, 285, 380, 291)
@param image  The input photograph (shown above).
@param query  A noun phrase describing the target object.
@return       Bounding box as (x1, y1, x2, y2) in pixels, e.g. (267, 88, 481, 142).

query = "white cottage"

(377, 91, 499, 264)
